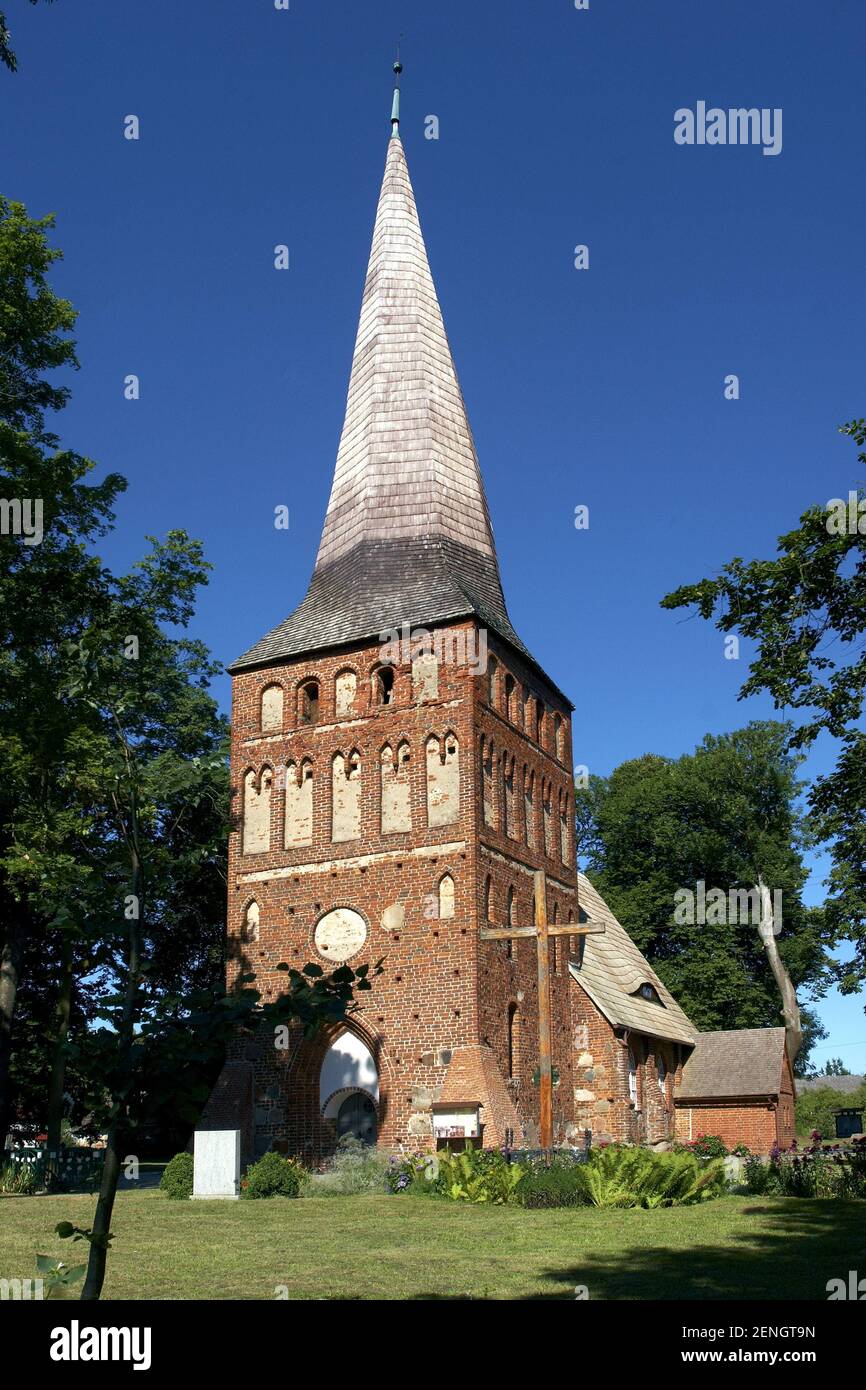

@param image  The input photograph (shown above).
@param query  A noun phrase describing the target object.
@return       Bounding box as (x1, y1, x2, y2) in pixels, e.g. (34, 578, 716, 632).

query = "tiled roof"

(796, 1074, 864, 1094)
(316, 135, 498, 568)
(229, 537, 531, 673)
(569, 873, 697, 1047)
(678, 1027, 789, 1099)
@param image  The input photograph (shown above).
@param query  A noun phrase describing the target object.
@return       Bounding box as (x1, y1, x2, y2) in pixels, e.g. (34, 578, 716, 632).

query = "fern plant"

(434, 1146, 525, 1204)
(584, 1146, 725, 1208)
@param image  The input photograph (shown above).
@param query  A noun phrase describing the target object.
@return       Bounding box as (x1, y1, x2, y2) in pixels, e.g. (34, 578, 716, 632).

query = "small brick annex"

(200, 88, 796, 1166)
(674, 1029, 796, 1152)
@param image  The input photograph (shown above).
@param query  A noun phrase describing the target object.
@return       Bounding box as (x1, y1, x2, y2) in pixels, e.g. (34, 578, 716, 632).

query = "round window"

(314, 908, 367, 962)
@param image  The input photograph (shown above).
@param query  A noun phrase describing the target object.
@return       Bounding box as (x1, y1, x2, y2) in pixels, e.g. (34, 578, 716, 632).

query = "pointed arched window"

(439, 874, 455, 920)
(260, 684, 284, 733)
(372, 664, 395, 707)
(242, 767, 272, 855)
(299, 680, 319, 725)
(504, 673, 516, 723)
(628, 1049, 639, 1107)
(335, 669, 357, 717)
(508, 1003, 522, 1081)
(506, 884, 516, 959)
(488, 656, 499, 709)
(242, 900, 260, 943)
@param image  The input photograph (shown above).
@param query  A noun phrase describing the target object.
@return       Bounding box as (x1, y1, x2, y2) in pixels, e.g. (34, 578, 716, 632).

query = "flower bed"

(744, 1132, 866, 1198)
(387, 1141, 726, 1209)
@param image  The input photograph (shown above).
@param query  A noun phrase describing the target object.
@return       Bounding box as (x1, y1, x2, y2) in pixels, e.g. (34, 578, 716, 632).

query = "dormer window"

(636, 982, 663, 1005)
(299, 680, 319, 725)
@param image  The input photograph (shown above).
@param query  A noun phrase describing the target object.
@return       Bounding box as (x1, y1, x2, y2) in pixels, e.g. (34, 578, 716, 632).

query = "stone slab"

(192, 1129, 241, 1200)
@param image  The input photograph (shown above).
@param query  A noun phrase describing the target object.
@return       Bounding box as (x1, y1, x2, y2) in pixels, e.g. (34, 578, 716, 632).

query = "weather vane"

(391, 38, 403, 134)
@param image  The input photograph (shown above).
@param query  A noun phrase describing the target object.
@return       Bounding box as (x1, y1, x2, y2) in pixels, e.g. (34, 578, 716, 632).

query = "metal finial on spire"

(391, 44, 403, 136)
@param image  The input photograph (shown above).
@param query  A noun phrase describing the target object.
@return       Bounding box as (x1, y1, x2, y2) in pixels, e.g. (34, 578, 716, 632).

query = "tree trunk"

(79, 1114, 123, 1301)
(46, 932, 74, 1170)
(756, 877, 803, 1067)
(81, 843, 142, 1301)
(0, 919, 24, 1153)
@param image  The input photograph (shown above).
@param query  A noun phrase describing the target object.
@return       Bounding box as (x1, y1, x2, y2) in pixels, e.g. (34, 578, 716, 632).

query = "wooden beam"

(550, 921, 606, 937)
(534, 869, 552, 1152)
(478, 926, 537, 941)
(478, 921, 606, 942)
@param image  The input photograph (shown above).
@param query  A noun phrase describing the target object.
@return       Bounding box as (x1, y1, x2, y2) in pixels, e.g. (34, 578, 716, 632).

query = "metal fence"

(3, 1146, 104, 1191)
(502, 1128, 592, 1165)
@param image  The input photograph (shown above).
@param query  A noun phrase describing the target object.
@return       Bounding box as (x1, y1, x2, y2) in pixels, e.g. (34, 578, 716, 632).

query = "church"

(202, 70, 795, 1163)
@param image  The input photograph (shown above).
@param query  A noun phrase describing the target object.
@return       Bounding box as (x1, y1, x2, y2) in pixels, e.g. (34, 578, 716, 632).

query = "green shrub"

(0, 1161, 38, 1194)
(584, 1145, 725, 1208)
(242, 1151, 307, 1199)
(159, 1152, 194, 1200)
(302, 1136, 389, 1196)
(685, 1135, 729, 1159)
(518, 1163, 589, 1209)
(744, 1155, 780, 1195)
(430, 1144, 526, 1204)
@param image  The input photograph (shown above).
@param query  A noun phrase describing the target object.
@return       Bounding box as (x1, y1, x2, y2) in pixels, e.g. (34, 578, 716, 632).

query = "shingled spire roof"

(230, 80, 533, 676)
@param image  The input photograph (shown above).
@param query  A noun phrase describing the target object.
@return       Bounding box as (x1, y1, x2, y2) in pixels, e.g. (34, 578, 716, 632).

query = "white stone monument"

(192, 1129, 241, 1200)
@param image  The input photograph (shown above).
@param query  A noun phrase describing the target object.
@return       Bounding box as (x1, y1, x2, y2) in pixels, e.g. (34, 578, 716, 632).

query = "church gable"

(569, 873, 696, 1046)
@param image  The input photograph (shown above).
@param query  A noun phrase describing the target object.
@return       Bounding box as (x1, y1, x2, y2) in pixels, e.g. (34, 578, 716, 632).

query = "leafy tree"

(0, 197, 124, 1151)
(0, 1, 56, 74)
(47, 533, 382, 1297)
(0, 197, 76, 424)
(661, 419, 866, 1000)
(823, 1057, 852, 1077)
(575, 722, 828, 1066)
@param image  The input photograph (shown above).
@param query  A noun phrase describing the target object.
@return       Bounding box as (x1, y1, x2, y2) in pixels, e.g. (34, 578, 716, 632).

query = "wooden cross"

(479, 869, 605, 1150)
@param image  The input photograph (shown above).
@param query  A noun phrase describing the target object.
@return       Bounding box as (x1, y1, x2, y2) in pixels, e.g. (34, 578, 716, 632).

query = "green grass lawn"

(2, 1189, 863, 1300)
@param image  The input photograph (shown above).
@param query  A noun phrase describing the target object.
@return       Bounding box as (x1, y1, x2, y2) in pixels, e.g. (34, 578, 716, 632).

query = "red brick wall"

(674, 1101, 780, 1154)
(567, 981, 683, 1145)
(218, 621, 581, 1160)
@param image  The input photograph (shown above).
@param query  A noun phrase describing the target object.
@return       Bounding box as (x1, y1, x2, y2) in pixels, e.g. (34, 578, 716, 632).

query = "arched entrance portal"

(336, 1091, 377, 1145)
(320, 1029, 380, 1149)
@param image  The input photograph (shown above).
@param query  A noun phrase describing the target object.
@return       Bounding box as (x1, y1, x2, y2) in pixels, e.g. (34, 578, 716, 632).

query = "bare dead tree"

(756, 877, 803, 1068)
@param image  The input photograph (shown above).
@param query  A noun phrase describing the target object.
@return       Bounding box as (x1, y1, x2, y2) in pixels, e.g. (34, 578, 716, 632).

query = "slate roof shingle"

(678, 1027, 789, 1099)
(569, 873, 697, 1047)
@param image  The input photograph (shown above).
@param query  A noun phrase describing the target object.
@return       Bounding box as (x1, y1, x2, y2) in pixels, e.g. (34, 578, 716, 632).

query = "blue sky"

(3, 0, 865, 1066)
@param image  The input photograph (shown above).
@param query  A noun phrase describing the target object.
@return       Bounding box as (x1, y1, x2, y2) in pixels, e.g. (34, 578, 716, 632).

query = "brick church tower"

(210, 71, 583, 1163)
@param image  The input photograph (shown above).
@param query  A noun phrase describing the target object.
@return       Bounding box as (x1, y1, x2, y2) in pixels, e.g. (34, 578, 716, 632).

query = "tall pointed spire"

(231, 65, 530, 674)
(314, 95, 499, 572)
